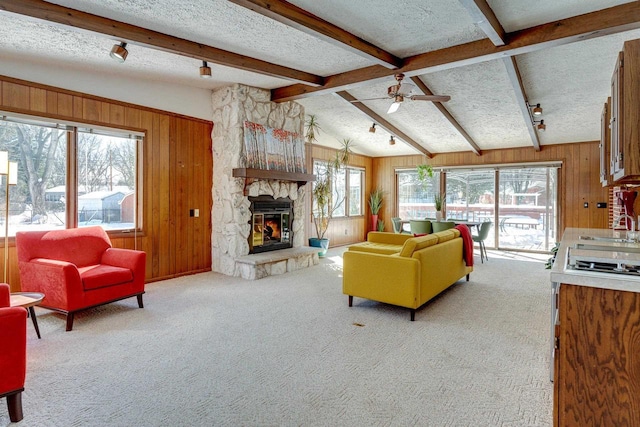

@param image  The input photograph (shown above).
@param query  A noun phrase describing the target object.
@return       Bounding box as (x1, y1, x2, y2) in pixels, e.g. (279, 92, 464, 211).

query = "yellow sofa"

(343, 229, 472, 321)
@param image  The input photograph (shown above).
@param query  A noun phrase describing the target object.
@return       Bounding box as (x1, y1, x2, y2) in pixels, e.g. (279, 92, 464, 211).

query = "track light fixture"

(199, 60, 212, 79)
(110, 42, 128, 63)
(526, 101, 543, 116)
(533, 119, 546, 132)
(369, 123, 376, 133)
(389, 136, 396, 145)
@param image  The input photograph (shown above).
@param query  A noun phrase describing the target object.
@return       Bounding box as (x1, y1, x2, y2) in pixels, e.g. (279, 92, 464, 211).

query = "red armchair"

(0, 283, 27, 422)
(16, 226, 146, 331)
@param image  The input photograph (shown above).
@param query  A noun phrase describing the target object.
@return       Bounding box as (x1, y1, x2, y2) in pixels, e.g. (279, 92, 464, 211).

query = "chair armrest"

(18, 259, 82, 309)
(102, 248, 145, 271)
(0, 306, 27, 392)
(0, 283, 9, 308)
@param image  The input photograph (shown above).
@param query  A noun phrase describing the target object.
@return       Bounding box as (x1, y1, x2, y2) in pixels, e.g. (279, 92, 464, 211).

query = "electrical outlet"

(194, 209, 199, 217)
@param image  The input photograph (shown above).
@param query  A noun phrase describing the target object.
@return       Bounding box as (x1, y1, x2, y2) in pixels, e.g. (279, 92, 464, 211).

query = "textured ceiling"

(1, 0, 639, 157)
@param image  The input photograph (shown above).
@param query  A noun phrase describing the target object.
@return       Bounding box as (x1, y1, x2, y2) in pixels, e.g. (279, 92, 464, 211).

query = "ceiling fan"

(351, 73, 450, 114)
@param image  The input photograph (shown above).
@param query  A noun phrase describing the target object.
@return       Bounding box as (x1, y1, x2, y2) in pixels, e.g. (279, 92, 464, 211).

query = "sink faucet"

(613, 214, 636, 239)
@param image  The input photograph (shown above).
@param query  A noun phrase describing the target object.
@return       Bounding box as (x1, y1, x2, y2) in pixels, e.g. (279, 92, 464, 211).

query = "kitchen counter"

(550, 227, 640, 292)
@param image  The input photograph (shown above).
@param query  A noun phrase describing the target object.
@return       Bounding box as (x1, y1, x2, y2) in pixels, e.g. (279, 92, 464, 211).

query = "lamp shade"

(110, 42, 128, 63)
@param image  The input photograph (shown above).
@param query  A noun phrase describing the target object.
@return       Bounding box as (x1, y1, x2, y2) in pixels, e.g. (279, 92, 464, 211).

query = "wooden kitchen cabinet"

(610, 39, 640, 183)
(554, 283, 640, 425)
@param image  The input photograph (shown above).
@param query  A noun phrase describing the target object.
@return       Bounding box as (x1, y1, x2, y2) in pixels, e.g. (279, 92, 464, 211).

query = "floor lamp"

(0, 152, 18, 284)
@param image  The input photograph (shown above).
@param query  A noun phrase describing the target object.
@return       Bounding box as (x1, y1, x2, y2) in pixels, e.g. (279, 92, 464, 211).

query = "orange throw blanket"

(454, 224, 474, 267)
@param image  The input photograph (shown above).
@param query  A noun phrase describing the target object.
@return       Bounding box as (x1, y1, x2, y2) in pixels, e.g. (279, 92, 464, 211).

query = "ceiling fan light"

(533, 103, 543, 116)
(200, 60, 212, 78)
(537, 120, 546, 132)
(387, 102, 401, 114)
(369, 123, 376, 133)
(110, 42, 128, 63)
(389, 136, 395, 145)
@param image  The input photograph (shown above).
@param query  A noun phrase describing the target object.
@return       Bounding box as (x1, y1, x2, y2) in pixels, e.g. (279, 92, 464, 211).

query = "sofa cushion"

(399, 234, 439, 257)
(79, 264, 133, 291)
(434, 229, 460, 243)
(348, 242, 403, 255)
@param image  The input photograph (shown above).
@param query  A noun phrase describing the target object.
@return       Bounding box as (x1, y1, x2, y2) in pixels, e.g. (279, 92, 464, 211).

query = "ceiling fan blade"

(387, 102, 401, 114)
(409, 95, 451, 102)
(350, 97, 389, 103)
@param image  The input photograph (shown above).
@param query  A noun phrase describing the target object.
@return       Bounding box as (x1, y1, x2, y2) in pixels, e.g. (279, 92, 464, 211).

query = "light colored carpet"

(1, 248, 553, 426)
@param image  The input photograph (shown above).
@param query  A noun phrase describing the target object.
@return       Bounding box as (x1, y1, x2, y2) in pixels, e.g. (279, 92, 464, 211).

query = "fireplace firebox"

(249, 196, 293, 253)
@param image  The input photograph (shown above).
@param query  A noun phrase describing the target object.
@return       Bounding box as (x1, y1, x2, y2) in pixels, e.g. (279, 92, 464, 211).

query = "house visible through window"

(0, 115, 142, 236)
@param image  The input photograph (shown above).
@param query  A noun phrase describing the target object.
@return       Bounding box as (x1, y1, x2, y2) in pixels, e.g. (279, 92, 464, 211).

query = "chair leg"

(137, 294, 144, 308)
(482, 241, 488, 262)
(7, 391, 23, 422)
(66, 312, 75, 331)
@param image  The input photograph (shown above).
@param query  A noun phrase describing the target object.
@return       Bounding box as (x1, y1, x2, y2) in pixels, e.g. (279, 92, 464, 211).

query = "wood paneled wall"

(309, 145, 373, 246)
(0, 75, 213, 290)
(372, 142, 609, 235)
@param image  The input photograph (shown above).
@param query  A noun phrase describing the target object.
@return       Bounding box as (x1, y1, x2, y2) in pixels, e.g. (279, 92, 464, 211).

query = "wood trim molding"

(336, 90, 433, 158)
(228, 0, 402, 69)
(272, 2, 640, 101)
(502, 57, 541, 151)
(409, 76, 482, 156)
(0, 0, 324, 87)
(458, 0, 506, 46)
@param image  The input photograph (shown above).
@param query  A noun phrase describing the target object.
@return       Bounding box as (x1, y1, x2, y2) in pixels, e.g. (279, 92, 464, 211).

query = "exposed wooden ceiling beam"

(409, 76, 482, 156)
(458, 0, 506, 46)
(502, 57, 541, 151)
(0, 0, 324, 87)
(228, 0, 402, 69)
(335, 91, 433, 158)
(272, 2, 640, 101)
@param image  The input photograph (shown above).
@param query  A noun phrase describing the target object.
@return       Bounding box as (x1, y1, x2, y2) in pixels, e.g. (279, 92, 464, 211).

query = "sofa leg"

(66, 312, 74, 331)
(7, 391, 23, 422)
(348, 296, 353, 307)
(137, 294, 144, 308)
(466, 274, 470, 281)
(410, 309, 415, 321)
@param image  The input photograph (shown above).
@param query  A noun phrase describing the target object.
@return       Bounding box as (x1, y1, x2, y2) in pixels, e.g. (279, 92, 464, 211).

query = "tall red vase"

(371, 214, 378, 231)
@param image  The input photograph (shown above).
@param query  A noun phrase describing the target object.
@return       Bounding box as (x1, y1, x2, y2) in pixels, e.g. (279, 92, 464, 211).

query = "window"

(396, 169, 441, 219)
(313, 160, 364, 218)
(0, 115, 142, 236)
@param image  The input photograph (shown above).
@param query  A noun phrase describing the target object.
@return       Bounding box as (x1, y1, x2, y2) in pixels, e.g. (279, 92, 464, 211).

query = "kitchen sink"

(578, 235, 634, 243)
(573, 243, 640, 253)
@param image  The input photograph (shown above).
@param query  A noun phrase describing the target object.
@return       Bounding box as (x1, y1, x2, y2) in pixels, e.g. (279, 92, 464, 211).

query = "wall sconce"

(199, 61, 212, 79)
(0, 151, 18, 283)
(389, 136, 396, 145)
(534, 119, 546, 132)
(110, 42, 129, 63)
(369, 123, 376, 133)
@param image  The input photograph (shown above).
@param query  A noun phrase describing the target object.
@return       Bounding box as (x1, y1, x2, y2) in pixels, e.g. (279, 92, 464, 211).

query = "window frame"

(312, 159, 365, 219)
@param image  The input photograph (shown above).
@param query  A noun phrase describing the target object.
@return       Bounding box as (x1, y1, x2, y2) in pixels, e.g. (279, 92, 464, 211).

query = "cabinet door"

(610, 52, 624, 180)
(600, 99, 610, 186)
(556, 284, 640, 425)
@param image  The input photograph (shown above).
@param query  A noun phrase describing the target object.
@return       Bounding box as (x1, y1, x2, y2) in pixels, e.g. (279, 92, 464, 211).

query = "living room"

(1, 1, 640, 425)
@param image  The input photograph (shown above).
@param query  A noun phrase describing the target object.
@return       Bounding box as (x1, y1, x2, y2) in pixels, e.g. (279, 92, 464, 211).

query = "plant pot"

(435, 211, 443, 221)
(309, 237, 330, 257)
(371, 214, 379, 232)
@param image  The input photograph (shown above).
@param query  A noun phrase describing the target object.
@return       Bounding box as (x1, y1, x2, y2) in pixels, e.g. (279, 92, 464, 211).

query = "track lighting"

(526, 101, 543, 116)
(199, 61, 212, 79)
(389, 136, 396, 145)
(536, 119, 546, 132)
(110, 42, 128, 63)
(369, 123, 376, 133)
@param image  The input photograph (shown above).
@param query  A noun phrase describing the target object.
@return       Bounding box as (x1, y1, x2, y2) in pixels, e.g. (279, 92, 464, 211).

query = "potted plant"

(368, 186, 384, 231)
(306, 116, 351, 257)
(434, 192, 445, 221)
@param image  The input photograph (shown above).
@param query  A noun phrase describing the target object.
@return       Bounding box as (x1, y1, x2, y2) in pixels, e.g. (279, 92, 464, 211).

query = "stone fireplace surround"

(211, 84, 318, 279)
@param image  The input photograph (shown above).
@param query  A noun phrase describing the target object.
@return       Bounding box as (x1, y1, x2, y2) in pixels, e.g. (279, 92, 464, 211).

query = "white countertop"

(550, 227, 640, 292)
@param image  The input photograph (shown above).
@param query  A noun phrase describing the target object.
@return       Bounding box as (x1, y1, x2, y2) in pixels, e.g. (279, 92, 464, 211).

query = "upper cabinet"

(600, 98, 610, 187)
(609, 39, 640, 183)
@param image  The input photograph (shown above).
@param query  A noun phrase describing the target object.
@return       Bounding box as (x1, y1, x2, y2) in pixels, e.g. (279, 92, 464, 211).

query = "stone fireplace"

(211, 84, 318, 279)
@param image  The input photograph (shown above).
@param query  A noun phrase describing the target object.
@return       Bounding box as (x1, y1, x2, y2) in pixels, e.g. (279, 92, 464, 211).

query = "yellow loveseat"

(343, 229, 472, 321)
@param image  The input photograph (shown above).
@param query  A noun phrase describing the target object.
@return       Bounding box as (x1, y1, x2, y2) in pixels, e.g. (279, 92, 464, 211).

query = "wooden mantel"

(232, 168, 315, 188)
